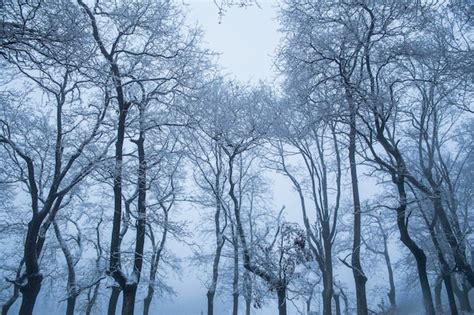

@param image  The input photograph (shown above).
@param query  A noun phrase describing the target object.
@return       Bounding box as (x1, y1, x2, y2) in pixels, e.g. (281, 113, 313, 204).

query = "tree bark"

(66, 295, 77, 315)
(207, 290, 215, 315)
(334, 293, 341, 315)
(2, 292, 18, 315)
(232, 226, 239, 315)
(208, 171, 225, 315)
(443, 276, 458, 315)
(347, 88, 368, 315)
(2, 262, 22, 315)
(395, 181, 435, 314)
(18, 272, 42, 315)
(123, 119, 147, 315)
(452, 277, 472, 313)
(277, 286, 287, 315)
(322, 270, 333, 315)
(19, 214, 47, 315)
(19, 216, 48, 315)
(434, 277, 443, 314)
(384, 243, 396, 310)
(122, 284, 138, 315)
(245, 297, 251, 315)
(143, 285, 154, 315)
(432, 195, 474, 287)
(243, 270, 252, 315)
(107, 286, 121, 315)
(142, 203, 169, 315)
(53, 219, 79, 315)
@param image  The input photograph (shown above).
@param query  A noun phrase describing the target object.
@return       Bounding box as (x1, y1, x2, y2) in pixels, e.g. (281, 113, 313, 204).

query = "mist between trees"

(0, 0, 473, 315)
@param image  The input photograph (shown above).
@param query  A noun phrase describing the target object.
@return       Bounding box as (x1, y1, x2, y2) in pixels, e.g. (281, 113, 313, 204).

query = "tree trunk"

(243, 271, 252, 315)
(232, 292, 239, 315)
(432, 195, 474, 287)
(85, 280, 101, 315)
(2, 292, 18, 315)
(108, 107, 128, 288)
(19, 217, 45, 315)
(320, 230, 333, 315)
(53, 219, 79, 315)
(207, 290, 215, 315)
(394, 179, 435, 314)
(443, 276, 458, 315)
(398, 216, 434, 315)
(334, 293, 341, 315)
(452, 277, 473, 313)
(2, 262, 22, 315)
(277, 287, 287, 315)
(125, 123, 147, 315)
(66, 295, 77, 315)
(208, 186, 224, 315)
(18, 273, 42, 315)
(143, 285, 154, 315)
(383, 243, 396, 310)
(426, 223, 457, 315)
(245, 297, 251, 315)
(347, 91, 368, 315)
(122, 284, 138, 315)
(340, 290, 349, 315)
(232, 230, 239, 315)
(107, 286, 121, 315)
(322, 271, 333, 315)
(434, 277, 443, 314)
(461, 281, 472, 312)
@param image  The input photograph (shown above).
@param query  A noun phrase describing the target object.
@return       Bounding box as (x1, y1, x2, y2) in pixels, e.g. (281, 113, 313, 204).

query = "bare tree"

(271, 106, 342, 315)
(0, 27, 111, 312)
(76, 1, 207, 313)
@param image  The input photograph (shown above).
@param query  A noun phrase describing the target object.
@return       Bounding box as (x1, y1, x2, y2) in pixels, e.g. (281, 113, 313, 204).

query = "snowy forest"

(0, 0, 473, 314)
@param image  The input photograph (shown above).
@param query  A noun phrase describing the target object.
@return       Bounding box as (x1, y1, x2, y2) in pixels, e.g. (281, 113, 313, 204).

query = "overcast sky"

(185, 0, 281, 83)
